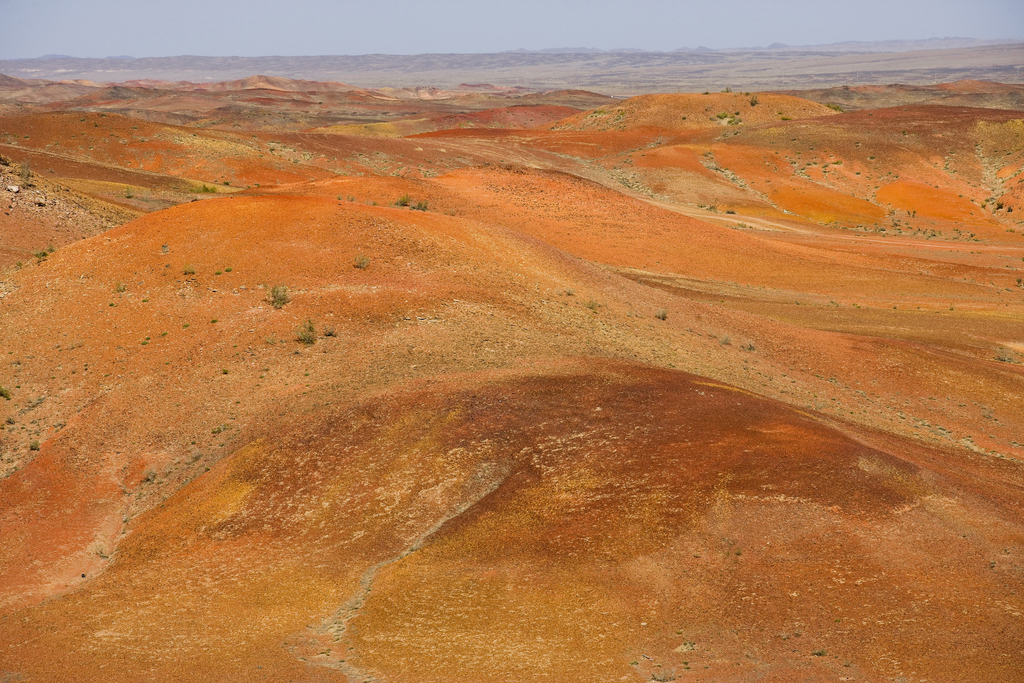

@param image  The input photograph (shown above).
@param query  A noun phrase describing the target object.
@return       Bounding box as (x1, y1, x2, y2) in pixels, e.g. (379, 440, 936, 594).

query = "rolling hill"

(0, 76, 1022, 682)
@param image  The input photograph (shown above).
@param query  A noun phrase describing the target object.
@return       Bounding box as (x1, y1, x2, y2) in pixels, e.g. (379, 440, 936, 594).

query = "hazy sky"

(3, 0, 1022, 59)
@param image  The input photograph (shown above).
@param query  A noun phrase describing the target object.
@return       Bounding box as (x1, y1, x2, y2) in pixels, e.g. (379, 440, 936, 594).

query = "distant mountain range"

(509, 38, 1021, 54)
(2, 40, 1021, 93)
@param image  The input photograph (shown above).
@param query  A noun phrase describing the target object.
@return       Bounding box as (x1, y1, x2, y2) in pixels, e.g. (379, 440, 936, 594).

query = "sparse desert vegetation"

(295, 319, 316, 344)
(268, 284, 290, 308)
(0, 68, 1021, 683)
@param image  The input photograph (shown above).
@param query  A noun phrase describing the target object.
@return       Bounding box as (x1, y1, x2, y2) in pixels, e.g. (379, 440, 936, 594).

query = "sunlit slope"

(614, 105, 1024, 239)
(0, 191, 624, 610)
(2, 361, 1021, 682)
(312, 104, 581, 137)
(434, 165, 1022, 304)
(1, 85, 1023, 683)
(5, 173, 1021, 619)
(550, 92, 839, 132)
(0, 111, 336, 193)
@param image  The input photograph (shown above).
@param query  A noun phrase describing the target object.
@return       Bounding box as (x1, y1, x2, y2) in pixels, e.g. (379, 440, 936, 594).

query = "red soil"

(425, 105, 582, 131)
(550, 93, 839, 133)
(876, 179, 980, 220)
(3, 361, 1021, 682)
(1, 79, 1023, 683)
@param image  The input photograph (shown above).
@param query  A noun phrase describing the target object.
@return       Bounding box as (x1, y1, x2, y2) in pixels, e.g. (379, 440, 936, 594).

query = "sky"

(2, 0, 1023, 59)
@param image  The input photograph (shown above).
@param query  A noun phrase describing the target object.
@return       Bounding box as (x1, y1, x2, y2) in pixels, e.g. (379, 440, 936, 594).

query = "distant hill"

(777, 80, 1024, 111)
(0, 73, 28, 88)
(1, 41, 1022, 93)
(740, 37, 1021, 52)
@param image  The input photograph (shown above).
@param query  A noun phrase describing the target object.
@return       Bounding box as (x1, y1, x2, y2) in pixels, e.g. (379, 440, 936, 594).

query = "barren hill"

(777, 80, 1024, 111)
(549, 92, 839, 132)
(0, 77, 1022, 682)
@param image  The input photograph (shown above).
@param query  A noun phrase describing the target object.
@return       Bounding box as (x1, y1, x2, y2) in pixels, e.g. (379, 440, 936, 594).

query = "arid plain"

(1, 73, 1023, 682)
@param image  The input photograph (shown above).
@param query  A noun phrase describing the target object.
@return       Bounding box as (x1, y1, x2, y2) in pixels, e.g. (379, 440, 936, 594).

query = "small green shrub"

(353, 255, 370, 270)
(996, 348, 1017, 363)
(0, 386, 10, 400)
(183, 265, 196, 275)
(269, 284, 290, 309)
(29, 440, 40, 451)
(395, 194, 410, 207)
(115, 282, 127, 293)
(414, 200, 428, 211)
(296, 319, 316, 345)
(749, 94, 759, 106)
